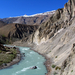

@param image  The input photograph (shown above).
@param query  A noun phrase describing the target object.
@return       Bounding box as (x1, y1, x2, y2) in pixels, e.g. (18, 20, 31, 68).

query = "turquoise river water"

(0, 45, 47, 75)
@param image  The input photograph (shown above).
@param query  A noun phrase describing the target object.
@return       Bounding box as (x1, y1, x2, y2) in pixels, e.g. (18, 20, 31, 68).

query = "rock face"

(0, 23, 39, 41)
(60, 44, 75, 75)
(27, 0, 75, 45)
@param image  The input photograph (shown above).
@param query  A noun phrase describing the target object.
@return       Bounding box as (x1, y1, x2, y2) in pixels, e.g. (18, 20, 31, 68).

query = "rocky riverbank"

(11, 41, 51, 75)
(30, 48, 51, 75)
(0, 47, 21, 70)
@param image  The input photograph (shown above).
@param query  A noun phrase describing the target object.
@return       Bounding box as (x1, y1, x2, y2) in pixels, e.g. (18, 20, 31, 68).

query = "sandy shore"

(0, 48, 21, 70)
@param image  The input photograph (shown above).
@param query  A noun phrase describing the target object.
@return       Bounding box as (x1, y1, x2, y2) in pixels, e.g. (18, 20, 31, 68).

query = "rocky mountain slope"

(18, 0, 75, 75)
(0, 20, 7, 28)
(31, 20, 75, 75)
(0, 23, 39, 41)
(1, 17, 18, 24)
(27, 0, 75, 44)
(1, 11, 55, 25)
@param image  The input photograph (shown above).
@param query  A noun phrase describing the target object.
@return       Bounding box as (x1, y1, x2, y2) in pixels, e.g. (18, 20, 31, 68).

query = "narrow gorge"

(13, 0, 75, 75)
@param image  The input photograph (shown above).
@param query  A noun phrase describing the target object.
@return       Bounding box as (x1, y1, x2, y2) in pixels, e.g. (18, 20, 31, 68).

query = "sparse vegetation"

(0, 35, 11, 44)
(55, 56, 58, 58)
(52, 65, 56, 68)
(55, 66, 61, 70)
(50, 51, 51, 52)
(54, 72, 58, 75)
(71, 70, 73, 72)
(0, 45, 17, 66)
(2, 35, 5, 37)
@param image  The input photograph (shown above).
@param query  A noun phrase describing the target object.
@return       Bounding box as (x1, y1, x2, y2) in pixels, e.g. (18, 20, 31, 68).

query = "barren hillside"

(13, 0, 75, 75)
(0, 23, 39, 40)
(0, 20, 6, 28)
(1, 11, 55, 25)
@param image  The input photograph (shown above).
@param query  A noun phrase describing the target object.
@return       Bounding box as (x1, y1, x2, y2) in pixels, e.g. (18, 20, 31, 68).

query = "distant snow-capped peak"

(8, 10, 56, 18)
(23, 10, 56, 17)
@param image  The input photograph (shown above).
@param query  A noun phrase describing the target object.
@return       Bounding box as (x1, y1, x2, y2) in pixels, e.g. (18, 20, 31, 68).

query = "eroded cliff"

(21, 0, 75, 75)
(26, 0, 75, 45)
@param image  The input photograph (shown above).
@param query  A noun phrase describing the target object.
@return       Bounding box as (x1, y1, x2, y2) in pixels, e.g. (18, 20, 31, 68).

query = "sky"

(0, 0, 68, 18)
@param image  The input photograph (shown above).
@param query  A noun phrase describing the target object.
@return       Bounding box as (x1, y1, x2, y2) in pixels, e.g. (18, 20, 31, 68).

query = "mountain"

(23, 10, 55, 17)
(1, 17, 18, 24)
(0, 11, 55, 43)
(1, 11, 55, 25)
(0, 20, 7, 28)
(0, 0, 75, 75)
(0, 23, 39, 41)
(19, 0, 75, 75)
(27, 0, 75, 44)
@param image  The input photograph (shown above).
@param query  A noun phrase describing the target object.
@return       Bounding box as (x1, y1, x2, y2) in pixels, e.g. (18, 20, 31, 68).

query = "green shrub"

(0, 40, 5, 44)
(55, 56, 58, 58)
(0, 50, 2, 53)
(52, 65, 56, 68)
(54, 72, 58, 75)
(55, 66, 61, 70)
(71, 70, 73, 72)
(2, 35, 5, 37)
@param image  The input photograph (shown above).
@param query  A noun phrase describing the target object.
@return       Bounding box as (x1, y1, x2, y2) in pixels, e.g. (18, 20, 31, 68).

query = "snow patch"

(8, 10, 56, 18)
(23, 10, 56, 17)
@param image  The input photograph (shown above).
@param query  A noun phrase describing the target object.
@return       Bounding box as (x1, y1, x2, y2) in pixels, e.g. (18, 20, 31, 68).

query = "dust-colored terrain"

(12, 0, 75, 75)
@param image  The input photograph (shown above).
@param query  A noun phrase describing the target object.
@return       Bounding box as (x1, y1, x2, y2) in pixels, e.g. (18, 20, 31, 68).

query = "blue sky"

(0, 0, 68, 18)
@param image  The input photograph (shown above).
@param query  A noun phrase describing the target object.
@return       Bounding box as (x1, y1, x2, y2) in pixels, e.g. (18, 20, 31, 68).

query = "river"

(0, 46, 47, 75)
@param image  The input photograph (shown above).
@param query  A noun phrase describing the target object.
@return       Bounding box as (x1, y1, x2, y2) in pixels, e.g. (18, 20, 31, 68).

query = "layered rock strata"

(21, 0, 75, 75)
(26, 0, 75, 45)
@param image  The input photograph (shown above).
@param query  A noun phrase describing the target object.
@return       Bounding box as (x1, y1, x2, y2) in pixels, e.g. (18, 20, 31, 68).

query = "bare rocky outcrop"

(60, 44, 75, 75)
(25, 0, 75, 45)
(29, 18, 75, 75)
